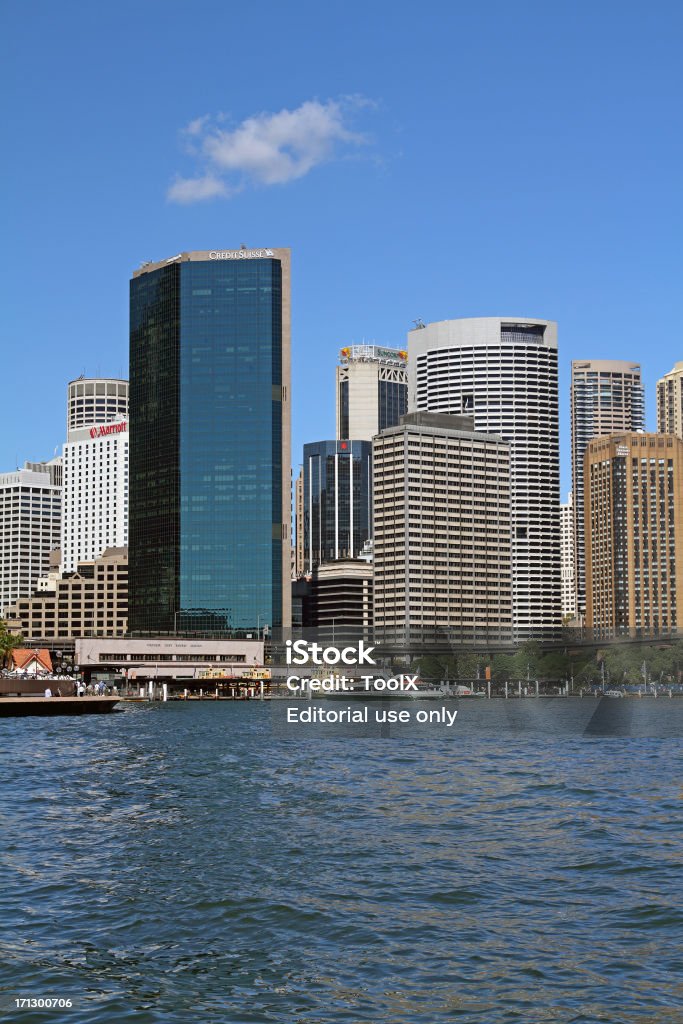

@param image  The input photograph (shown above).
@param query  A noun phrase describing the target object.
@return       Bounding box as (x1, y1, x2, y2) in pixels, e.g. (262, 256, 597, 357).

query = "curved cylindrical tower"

(408, 316, 560, 637)
(67, 378, 129, 438)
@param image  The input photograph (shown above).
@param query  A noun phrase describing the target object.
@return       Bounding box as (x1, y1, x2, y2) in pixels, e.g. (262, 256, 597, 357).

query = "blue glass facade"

(378, 378, 407, 431)
(303, 440, 372, 571)
(129, 252, 289, 634)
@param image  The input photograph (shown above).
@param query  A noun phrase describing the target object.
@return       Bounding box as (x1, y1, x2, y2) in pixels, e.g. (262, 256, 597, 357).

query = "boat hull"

(0, 697, 121, 717)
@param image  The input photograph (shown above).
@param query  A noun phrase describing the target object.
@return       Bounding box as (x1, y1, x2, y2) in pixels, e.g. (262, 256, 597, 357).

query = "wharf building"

(372, 412, 512, 645)
(74, 635, 265, 688)
(560, 492, 577, 622)
(5, 547, 128, 642)
(570, 360, 644, 617)
(408, 318, 560, 637)
(585, 432, 683, 636)
(657, 362, 683, 439)
(129, 248, 291, 635)
(303, 440, 372, 572)
(336, 345, 408, 441)
(62, 379, 129, 573)
(0, 462, 61, 615)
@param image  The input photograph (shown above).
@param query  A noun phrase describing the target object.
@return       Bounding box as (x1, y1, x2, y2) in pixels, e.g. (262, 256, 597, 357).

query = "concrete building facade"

(303, 558, 373, 641)
(657, 362, 683, 439)
(62, 418, 128, 572)
(5, 547, 128, 641)
(0, 464, 61, 615)
(294, 467, 304, 577)
(408, 318, 559, 636)
(336, 345, 408, 441)
(560, 492, 577, 622)
(75, 636, 264, 683)
(372, 412, 511, 644)
(571, 360, 644, 616)
(67, 378, 129, 435)
(585, 433, 683, 636)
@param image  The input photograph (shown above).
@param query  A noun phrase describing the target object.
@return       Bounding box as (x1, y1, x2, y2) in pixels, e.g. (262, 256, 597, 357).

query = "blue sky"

(2, 0, 682, 493)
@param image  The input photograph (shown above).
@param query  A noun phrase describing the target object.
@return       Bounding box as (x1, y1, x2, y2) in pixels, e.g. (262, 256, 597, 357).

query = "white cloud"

(167, 174, 232, 204)
(167, 98, 368, 203)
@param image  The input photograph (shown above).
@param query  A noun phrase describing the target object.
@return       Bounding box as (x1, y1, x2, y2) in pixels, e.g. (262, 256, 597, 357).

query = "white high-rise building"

(408, 317, 560, 636)
(336, 345, 408, 441)
(62, 379, 129, 573)
(0, 463, 61, 614)
(657, 362, 683, 439)
(560, 492, 577, 622)
(67, 378, 129, 435)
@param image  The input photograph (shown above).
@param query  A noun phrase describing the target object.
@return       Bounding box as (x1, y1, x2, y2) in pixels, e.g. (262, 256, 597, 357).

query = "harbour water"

(1, 700, 682, 1023)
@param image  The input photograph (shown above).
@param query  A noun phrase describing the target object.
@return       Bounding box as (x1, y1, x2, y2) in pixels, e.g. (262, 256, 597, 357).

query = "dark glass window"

(378, 379, 408, 432)
(303, 441, 372, 570)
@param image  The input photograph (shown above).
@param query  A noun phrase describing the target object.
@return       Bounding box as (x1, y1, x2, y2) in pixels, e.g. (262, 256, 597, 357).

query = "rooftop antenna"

(412, 318, 425, 330)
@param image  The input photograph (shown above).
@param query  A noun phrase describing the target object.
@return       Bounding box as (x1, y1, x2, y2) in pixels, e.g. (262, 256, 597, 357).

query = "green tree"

(416, 655, 446, 681)
(0, 619, 24, 670)
(455, 651, 480, 679)
(490, 653, 515, 681)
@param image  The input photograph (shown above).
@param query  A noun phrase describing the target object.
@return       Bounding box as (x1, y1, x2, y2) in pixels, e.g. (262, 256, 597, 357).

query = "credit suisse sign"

(90, 422, 128, 439)
(209, 249, 274, 260)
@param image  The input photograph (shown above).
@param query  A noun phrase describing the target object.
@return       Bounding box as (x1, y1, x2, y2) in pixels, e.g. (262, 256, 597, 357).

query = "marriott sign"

(90, 422, 128, 439)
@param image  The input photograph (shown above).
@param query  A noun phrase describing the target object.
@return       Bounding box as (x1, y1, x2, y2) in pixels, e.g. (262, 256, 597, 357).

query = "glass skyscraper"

(303, 440, 372, 572)
(129, 248, 291, 634)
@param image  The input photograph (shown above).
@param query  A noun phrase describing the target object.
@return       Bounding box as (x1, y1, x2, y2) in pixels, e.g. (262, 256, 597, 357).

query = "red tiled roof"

(12, 648, 53, 672)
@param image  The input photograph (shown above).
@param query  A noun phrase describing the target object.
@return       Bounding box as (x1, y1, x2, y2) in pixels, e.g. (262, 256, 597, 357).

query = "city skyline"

(3, 3, 683, 494)
(1, 313, 675, 495)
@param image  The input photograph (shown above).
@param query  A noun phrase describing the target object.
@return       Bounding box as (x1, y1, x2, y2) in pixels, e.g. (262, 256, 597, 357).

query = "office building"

(129, 248, 291, 634)
(5, 547, 128, 641)
(67, 378, 129, 435)
(373, 412, 511, 644)
(294, 467, 304, 577)
(560, 493, 577, 622)
(571, 360, 644, 616)
(0, 463, 61, 615)
(62, 380, 129, 572)
(303, 440, 372, 572)
(304, 559, 373, 640)
(585, 432, 683, 636)
(408, 318, 559, 636)
(336, 345, 408, 441)
(657, 362, 683, 439)
(24, 459, 62, 486)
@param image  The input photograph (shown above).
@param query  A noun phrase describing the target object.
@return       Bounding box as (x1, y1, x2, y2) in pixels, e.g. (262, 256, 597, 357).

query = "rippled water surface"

(1, 701, 682, 1023)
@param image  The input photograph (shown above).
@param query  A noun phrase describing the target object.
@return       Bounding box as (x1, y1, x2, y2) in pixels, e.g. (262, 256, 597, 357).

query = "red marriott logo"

(89, 422, 128, 439)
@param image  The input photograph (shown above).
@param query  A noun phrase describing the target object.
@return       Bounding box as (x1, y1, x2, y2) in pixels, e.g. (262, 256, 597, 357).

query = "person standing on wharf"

(128, 249, 292, 635)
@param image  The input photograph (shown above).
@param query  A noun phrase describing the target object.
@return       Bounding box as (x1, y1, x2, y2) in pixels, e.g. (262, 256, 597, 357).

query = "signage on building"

(339, 345, 408, 364)
(90, 422, 128, 439)
(616, 445, 630, 456)
(209, 249, 274, 260)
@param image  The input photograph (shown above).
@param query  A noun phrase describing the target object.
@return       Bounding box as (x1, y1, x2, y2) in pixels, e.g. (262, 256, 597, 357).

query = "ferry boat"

(0, 696, 121, 717)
